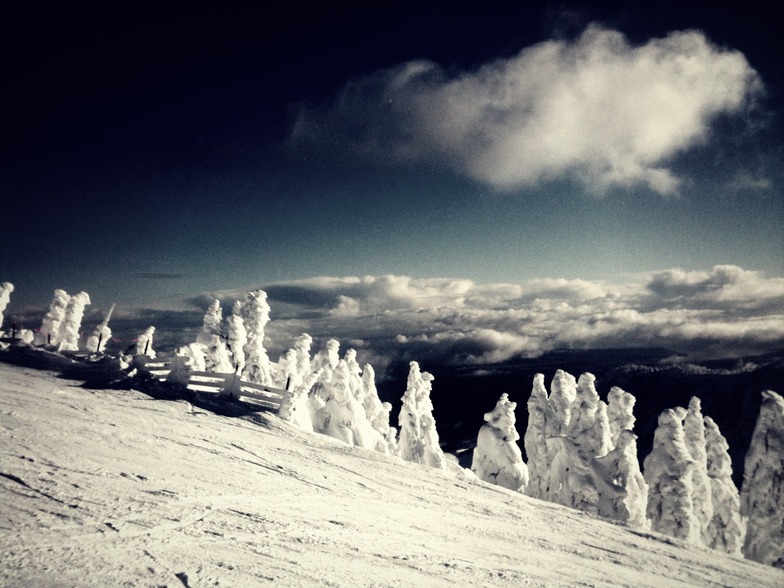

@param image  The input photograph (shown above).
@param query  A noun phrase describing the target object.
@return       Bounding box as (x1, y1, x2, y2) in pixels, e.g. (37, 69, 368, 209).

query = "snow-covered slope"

(1, 363, 781, 587)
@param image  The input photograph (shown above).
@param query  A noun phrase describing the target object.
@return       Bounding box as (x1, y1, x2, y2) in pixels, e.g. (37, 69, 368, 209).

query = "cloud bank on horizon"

(291, 25, 762, 195)
(178, 265, 784, 370)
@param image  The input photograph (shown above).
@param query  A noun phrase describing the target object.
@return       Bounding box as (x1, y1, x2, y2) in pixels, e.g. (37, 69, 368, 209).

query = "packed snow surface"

(1, 363, 781, 587)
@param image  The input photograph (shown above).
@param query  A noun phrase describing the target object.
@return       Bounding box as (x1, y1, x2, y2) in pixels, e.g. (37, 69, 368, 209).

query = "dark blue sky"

(2, 1, 782, 311)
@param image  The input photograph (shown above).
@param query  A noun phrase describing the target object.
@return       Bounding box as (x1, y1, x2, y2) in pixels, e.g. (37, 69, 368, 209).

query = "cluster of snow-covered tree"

(1, 286, 447, 468)
(472, 370, 783, 568)
(173, 292, 448, 468)
(1, 284, 781, 568)
(0, 285, 149, 356)
(0, 286, 98, 351)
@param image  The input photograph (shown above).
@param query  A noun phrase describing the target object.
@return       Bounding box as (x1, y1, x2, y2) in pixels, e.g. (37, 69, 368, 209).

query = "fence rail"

(140, 360, 291, 411)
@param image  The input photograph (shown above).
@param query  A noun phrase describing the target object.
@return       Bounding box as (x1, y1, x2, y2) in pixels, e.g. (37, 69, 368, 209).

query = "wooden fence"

(140, 359, 291, 411)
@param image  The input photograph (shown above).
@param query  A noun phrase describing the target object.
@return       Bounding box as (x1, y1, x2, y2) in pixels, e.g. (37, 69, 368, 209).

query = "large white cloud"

(291, 25, 761, 195)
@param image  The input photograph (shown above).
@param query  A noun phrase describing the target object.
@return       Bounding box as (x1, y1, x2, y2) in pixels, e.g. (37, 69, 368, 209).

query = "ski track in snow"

(0, 362, 781, 587)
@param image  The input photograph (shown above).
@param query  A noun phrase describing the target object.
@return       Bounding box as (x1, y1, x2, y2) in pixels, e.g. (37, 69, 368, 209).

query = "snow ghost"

(567, 373, 612, 461)
(274, 333, 314, 393)
(56, 291, 91, 352)
(166, 354, 195, 387)
(311, 338, 340, 374)
(293, 333, 313, 377)
(472, 393, 529, 492)
(524, 373, 552, 500)
(86, 303, 115, 354)
(310, 339, 340, 404)
(134, 326, 156, 358)
(593, 430, 649, 528)
(398, 362, 446, 469)
(197, 299, 232, 373)
(241, 290, 273, 385)
(360, 364, 383, 424)
(607, 386, 636, 448)
(275, 348, 298, 390)
(360, 364, 396, 454)
(643, 407, 700, 543)
(226, 300, 247, 373)
(176, 342, 207, 373)
(315, 360, 376, 449)
(740, 390, 784, 568)
(37, 289, 70, 346)
(703, 416, 743, 556)
(417, 372, 446, 469)
(278, 370, 318, 433)
(544, 435, 598, 514)
(683, 397, 714, 545)
(0, 282, 13, 333)
(344, 349, 363, 400)
(549, 369, 577, 435)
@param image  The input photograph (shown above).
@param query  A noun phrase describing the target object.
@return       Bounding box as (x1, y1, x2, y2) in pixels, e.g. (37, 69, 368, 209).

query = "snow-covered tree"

(226, 300, 247, 373)
(86, 303, 115, 353)
(278, 370, 319, 433)
(166, 354, 195, 387)
(524, 373, 551, 500)
(472, 393, 529, 492)
(311, 338, 340, 374)
(134, 326, 156, 358)
(417, 371, 446, 469)
(360, 364, 383, 424)
(241, 290, 273, 384)
(275, 348, 298, 390)
(567, 373, 612, 461)
(643, 407, 700, 543)
(310, 339, 340, 407)
(0, 282, 13, 332)
(176, 342, 207, 372)
(200, 302, 224, 365)
(398, 361, 445, 469)
(703, 416, 743, 556)
(607, 386, 636, 448)
(293, 333, 313, 377)
(344, 349, 363, 400)
(549, 369, 577, 435)
(56, 291, 91, 352)
(197, 299, 232, 372)
(592, 402, 613, 457)
(544, 435, 598, 513)
(360, 364, 396, 454)
(37, 289, 70, 346)
(273, 333, 315, 395)
(200, 299, 223, 339)
(740, 390, 784, 568)
(683, 397, 713, 545)
(530, 372, 612, 511)
(593, 430, 649, 528)
(377, 402, 399, 455)
(315, 360, 378, 450)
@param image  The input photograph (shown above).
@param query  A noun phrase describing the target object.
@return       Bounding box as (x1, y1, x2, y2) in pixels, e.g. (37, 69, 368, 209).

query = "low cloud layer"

(173, 266, 784, 373)
(44, 266, 778, 374)
(291, 25, 761, 195)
